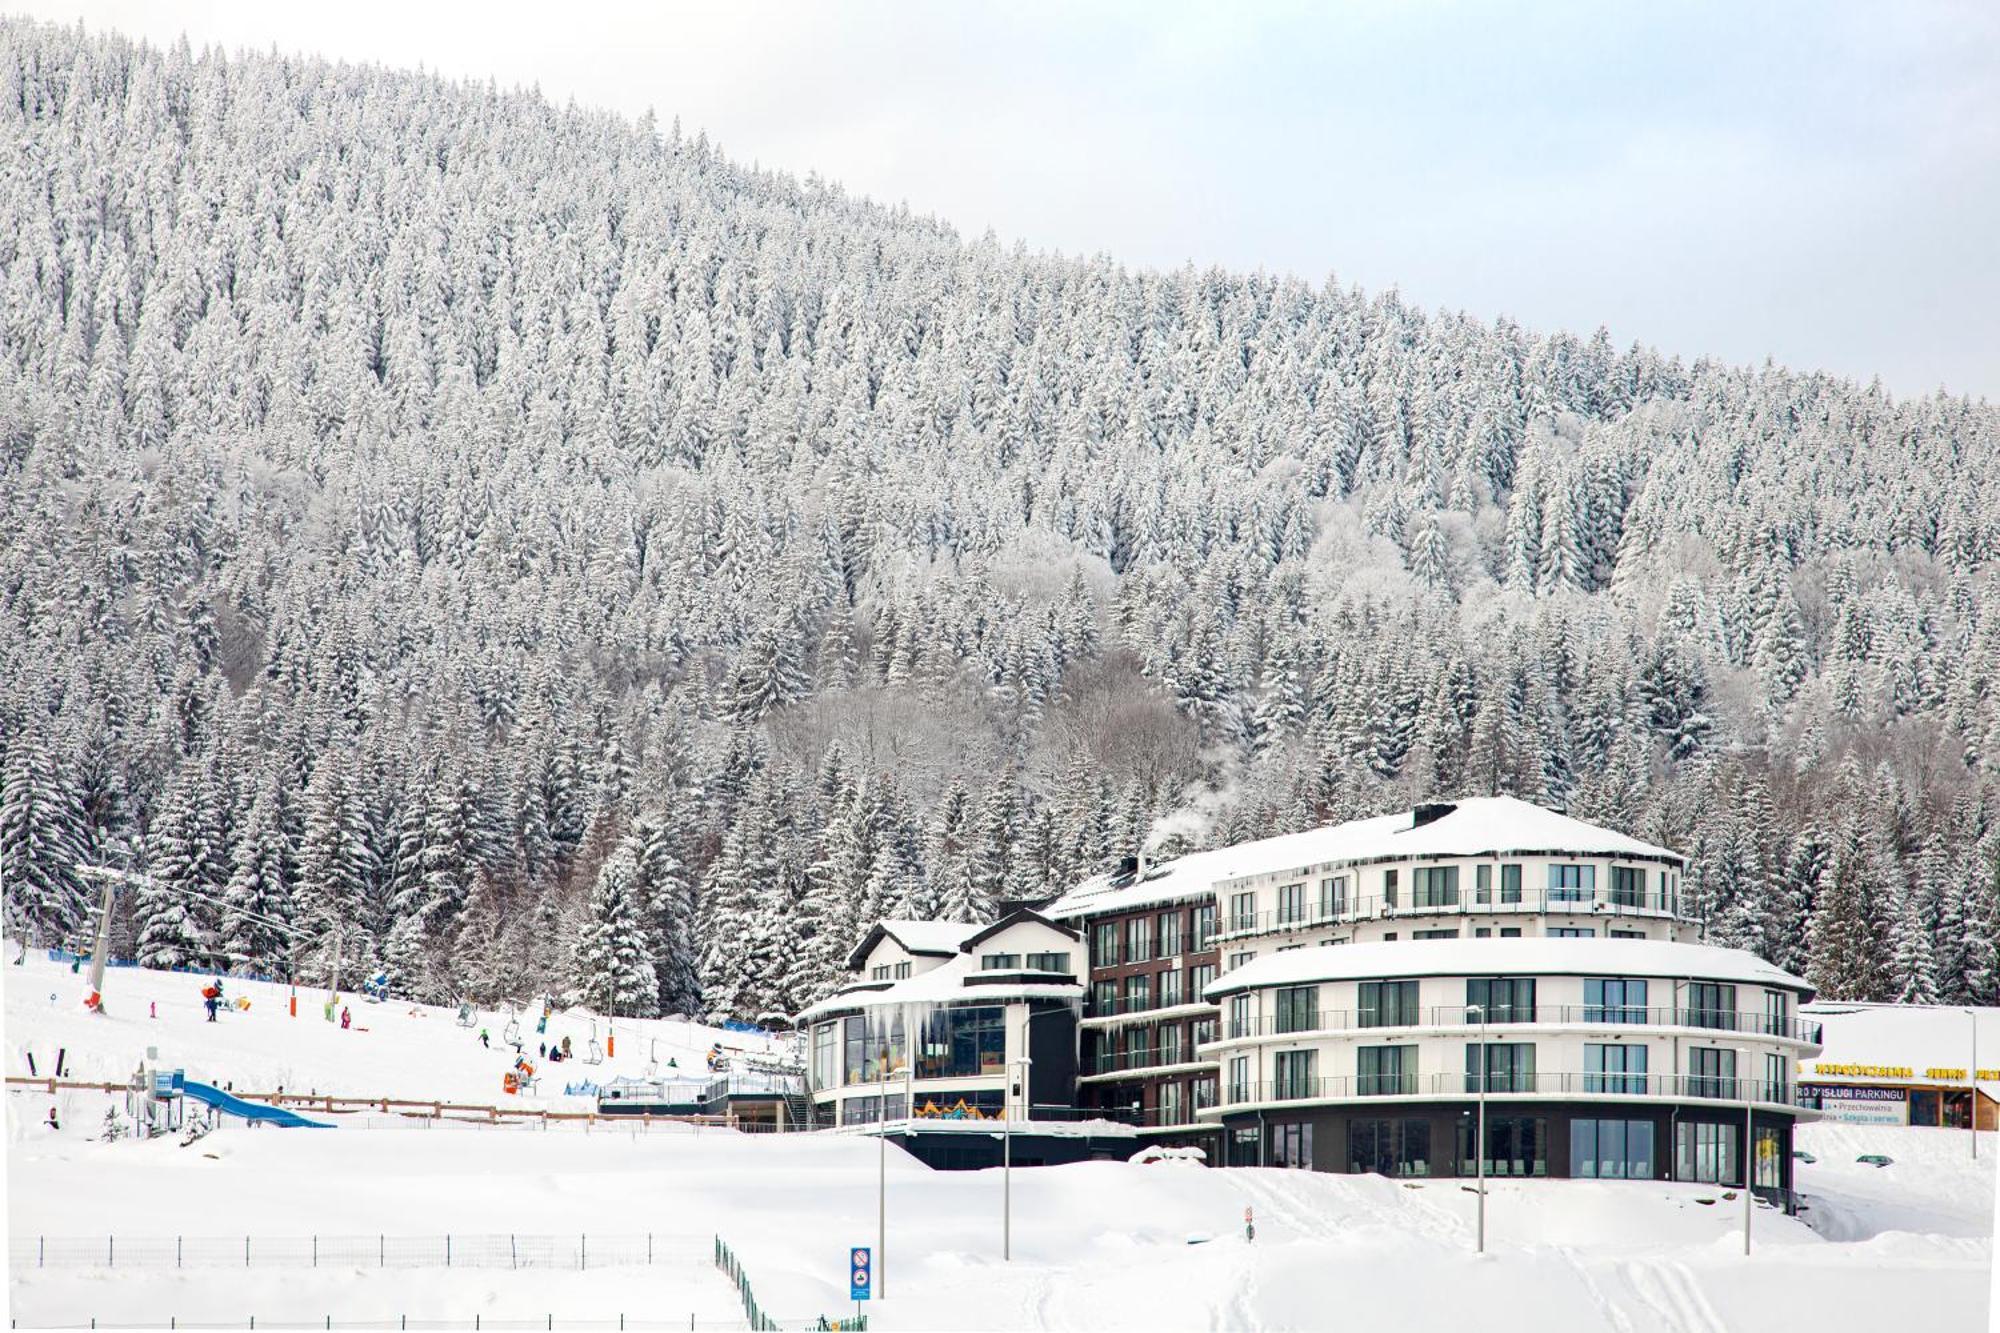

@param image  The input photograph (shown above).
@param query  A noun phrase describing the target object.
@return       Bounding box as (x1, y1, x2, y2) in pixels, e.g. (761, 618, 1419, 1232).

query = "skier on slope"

(340, 1006, 352, 1030)
(479, 1028, 490, 1049)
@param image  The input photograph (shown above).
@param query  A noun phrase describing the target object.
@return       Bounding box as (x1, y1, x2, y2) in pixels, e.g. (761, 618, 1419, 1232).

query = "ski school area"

(7, 946, 1999, 1332)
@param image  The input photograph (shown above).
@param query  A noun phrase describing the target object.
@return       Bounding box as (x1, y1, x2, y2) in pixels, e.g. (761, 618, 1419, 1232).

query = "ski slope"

(7, 951, 1996, 1331)
(4, 945, 784, 1113)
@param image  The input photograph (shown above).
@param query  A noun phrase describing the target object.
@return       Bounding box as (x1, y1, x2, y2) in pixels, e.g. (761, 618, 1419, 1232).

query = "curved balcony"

(1204, 1006, 1823, 1047)
(1214, 889, 1691, 944)
(1209, 1072, 1810, 1115)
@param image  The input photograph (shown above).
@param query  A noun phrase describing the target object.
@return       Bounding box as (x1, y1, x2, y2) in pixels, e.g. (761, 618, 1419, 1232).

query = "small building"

(1798, 1003, 2000, 1131)
(1201, 936, 1822, 1204)
(794, 908, 1136, 1168)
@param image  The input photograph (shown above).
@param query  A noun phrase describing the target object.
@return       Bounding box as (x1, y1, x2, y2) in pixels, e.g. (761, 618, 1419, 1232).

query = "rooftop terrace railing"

(1215, 889, 1692, 942)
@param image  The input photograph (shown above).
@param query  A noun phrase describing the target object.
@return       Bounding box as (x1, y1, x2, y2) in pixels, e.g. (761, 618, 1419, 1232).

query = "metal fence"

(14, 1234, 683, 1271)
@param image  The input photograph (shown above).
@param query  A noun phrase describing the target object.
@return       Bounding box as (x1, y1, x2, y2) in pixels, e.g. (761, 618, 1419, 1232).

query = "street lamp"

(1966, 1009, 1979, 1161)
(1004, 1054, 1032, 1261)
(1467, 1003, 1487, 1254)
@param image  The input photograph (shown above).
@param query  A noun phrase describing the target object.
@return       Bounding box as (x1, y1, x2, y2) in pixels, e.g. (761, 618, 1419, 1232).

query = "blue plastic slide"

(182, 1080, 334, 1128)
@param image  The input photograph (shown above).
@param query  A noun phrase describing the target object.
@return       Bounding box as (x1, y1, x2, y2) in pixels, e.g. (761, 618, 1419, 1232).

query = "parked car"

(1792, 1150, 1817, 1164)
(1856, 1154, 1894, 1168)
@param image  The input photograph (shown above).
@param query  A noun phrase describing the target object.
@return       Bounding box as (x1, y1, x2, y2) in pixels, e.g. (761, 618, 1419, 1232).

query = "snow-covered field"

(7, 951, 1997, 1330)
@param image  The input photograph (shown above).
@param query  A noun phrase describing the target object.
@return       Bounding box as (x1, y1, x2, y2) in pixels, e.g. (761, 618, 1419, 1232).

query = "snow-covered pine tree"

(572, 843, 659, 1016)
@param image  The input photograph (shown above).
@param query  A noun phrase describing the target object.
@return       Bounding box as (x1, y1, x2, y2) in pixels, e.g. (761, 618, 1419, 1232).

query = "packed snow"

(8, 951, 1995, 1331)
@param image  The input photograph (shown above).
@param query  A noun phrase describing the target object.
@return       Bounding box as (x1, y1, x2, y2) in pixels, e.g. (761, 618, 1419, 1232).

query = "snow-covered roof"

(845, 918, 982, 970)
(1801, 1003, 2000, 1084)
(1044, 797, 1681, 921)
(796, 951, 1083, 1024)
(1207, 937, 1810, 997)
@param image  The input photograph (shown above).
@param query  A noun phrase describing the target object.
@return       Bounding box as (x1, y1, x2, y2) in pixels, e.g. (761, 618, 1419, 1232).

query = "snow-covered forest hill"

(2, 20, 1997, 1025)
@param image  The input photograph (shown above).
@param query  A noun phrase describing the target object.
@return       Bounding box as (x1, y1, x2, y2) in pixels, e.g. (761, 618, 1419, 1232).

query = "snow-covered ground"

(7, 950, 1997, 1330)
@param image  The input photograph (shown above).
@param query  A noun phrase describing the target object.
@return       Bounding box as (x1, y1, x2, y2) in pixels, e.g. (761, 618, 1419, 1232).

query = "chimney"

(1412, 802, 1457, 829)
(1112, 854, 1139, 887)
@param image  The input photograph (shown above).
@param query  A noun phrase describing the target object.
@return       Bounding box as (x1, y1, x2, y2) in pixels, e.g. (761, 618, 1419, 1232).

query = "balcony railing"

(1217, 889, 1691, 941)
(1211, 1007, 1822, 1044)
(1089, 1046, 1205, 1076)
(1085, 991, 1215, 1019)
(1212, 1072, 1800, 1108)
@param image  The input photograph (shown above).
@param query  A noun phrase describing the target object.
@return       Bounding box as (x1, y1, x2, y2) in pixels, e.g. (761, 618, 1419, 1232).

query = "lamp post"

(1967, 1009, 1980, 1161)
(1468, 1002, 1487, 1254)
(1004, 1054, 1032, 1261)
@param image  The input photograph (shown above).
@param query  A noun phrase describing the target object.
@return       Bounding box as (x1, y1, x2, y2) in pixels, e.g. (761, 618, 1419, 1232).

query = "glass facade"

(911, 1006, 1004, 1079)
(1584, 1043, 1648, 1093)
(1273, 1049, 1316, 1099)
(1349, 1117, 1430, 1176)
(1358, 1045, 1416, 1096)
(1413, 865, 1460, 908)
(1549, 863, 1595, 902)
(1585, 978, 1648, 1022)
(1572, 1119, 1656, 1178)
(1676, 1121, 1739, 1184)
(1466, 977, 1536, 1023)
(1457, 1114, 1547, 1176)
(1277, 882, 1307, 924)
(1271, 1121, 1314, 1169)
(1358, 979, 1421, 1028)
(1275, 984, 1318, 1034)
(1464, 1042, 1535, 1093)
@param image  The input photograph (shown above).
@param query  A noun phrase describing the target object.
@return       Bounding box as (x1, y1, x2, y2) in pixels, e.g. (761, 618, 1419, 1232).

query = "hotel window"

(842, 1096, 883, 1126)
(1273, 1049, 1317, 1099)
(1275, 984, 1318, 1034)
(1025, 952, 1069, 973)
(1383, 868, 1399, 908)
(1092, 923, 1120, 969)
(1458, 1114, 1548, 1177)
(1271, 1121, 1314, 1169)
(1584, 1043, 1649, 1094)
(1159, 1024, 1184, 1066)
(812, 1022, 838, 1090)
(1189, 963, 1216, 999)
(1126, 917, 1153, 963)
(1473, 927, 1492, 938)
(981, 953, 1021, 970)
(895, 962, 911, 979)
(1572, 1119, 1655, 1179)
(1499, 927, 1522, 938)
(1762, 990, 1791, 1038)
(1676, 1121, 1739, 1185)
(1549, 863, 1595, 903)
(1229, 993, 1253, 1038)
(1348, 1117, 1430, 1177)
(1320, 875, 1349, 918)
(1192, 1016, 1217, 1047)
(1193, 1076, 1218, 1110)
(1123, 1025, 1150, 1067)
(1690, 1047, 1736, 1099)
(871, 965, 890, 980)
(1158, 1081, 1186, 1127)
(1229, 891, 1258, 934)
(1465, 977, 1536, 1024)
(1227, 1055, 1250, 1103)
(1228, 951, 1257, 971)
(1549, 928, 1595, 938)
(1413, 929, 1458, 941)
(913, 1007, 1002, 1079)
(843, 1015, 869, 1085)
(1123, 972, 1152, 1012)
(1763, 1052, 1788, 1105)
(1357, 1045, 1416, 1096)
(1465, 1041, 1535, 1094)
(1412, 865, 1460, 908)
(1475, 863, 1492, 904)
(1277, 882, 1307, 924)
(1500, 863, 1523, 904)
(1192, 904, 1217, 951)
(1091, 980, 1117, 1015)
(1358, 979, 1421, 1028)
(1585, 978, 1649, 1024)
(1158, 968, 1184, 1008)
(1157, 911, 1183, 957)
(1610, 865, 1645, 908)
(1687, 982, 1737, 1031)
(1610, 929, 1645, 940)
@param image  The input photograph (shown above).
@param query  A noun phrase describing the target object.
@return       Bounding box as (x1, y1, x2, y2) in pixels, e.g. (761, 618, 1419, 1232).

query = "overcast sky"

(18, 1, 1999, 399)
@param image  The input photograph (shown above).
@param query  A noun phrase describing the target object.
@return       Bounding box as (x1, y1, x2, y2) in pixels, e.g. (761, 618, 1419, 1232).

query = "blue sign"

(849, 1246, 871, 1301)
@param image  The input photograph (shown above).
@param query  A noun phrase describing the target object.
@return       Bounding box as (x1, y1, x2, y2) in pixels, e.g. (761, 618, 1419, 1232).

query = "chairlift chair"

(585, 1019, 604, 1066)
(502, 1005, 523, 1046)
(455, 1001, 477, 1029)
